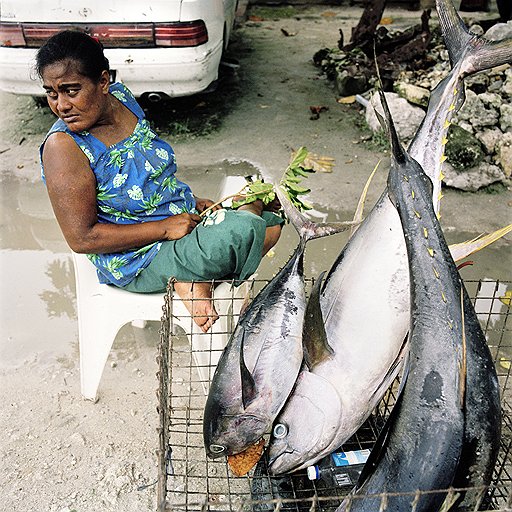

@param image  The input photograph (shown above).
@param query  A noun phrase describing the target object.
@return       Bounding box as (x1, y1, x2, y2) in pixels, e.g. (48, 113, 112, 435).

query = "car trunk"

(0, 0, 183, 23)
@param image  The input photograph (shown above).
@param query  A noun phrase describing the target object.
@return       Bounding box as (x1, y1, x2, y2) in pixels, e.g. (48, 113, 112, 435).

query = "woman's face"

(41, 59, 110, 133)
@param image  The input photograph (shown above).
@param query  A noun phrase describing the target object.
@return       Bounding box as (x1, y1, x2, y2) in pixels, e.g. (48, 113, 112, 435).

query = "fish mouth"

(206, 413, 268, 459)
(267, 447, 300, 475)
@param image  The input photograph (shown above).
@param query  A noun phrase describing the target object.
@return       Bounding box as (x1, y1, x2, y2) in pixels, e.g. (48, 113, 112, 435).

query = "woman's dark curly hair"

(35, 30, 109, 81)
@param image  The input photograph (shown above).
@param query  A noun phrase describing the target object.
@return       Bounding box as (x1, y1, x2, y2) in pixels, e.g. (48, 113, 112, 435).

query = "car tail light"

(0, 21, 208, 48)
(155, 21, 208, 47)
(22, 24, 77, 46)
(88, 24, 154, 48)
(0, 23, 26, 47)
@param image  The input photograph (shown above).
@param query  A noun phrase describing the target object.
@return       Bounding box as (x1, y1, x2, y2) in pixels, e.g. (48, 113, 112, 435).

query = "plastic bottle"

(306, 449, 370, 488)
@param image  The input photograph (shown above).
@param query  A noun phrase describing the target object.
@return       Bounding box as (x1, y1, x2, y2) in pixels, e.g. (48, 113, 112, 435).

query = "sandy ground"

(0, 3, 511, 512)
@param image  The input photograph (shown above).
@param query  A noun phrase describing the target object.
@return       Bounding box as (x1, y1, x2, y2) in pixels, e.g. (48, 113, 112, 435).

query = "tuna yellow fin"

(349, 160, 381, 239)
(449, 224, 512, 262)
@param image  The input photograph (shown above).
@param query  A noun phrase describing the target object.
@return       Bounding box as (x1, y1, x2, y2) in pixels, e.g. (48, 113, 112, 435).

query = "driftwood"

(342, 0, 388, 52)
(333, 1, 432, 91)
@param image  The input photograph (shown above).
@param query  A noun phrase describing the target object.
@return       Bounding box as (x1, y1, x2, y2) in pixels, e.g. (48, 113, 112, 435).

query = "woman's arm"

(42, 132, 201, 254)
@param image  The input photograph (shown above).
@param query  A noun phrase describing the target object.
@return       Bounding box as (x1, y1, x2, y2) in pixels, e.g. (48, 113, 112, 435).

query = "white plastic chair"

(72, 252, 248, 401)
(72, 175, 253, 401)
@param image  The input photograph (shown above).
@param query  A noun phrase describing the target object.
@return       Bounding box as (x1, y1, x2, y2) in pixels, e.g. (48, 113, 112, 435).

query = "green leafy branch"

(199, 147, 334, 217)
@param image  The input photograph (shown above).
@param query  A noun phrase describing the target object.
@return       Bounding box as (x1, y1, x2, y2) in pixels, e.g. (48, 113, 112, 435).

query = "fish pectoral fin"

(303, 271, 335, 369)
(349, 160, 381, 239)
(240, 330, 257, 409)
(369, 334, 409, 404)
(449, 224, 512, 262)
(357, 336, 410, 489)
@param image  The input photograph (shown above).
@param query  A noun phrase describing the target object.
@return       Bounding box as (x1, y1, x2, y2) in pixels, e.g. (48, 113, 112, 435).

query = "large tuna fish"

(336, 80, 500, 511)
(203, 186, 354, 460)
(267, 0, 511, 474)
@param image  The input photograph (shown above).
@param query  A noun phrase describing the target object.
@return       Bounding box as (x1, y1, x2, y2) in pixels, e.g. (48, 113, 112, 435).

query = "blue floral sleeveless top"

(40, 82, 196, 286)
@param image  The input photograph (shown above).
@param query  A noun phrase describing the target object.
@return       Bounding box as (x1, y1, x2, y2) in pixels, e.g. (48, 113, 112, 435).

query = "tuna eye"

(209, 444, 225, 454)
(273, 423, 288, 439)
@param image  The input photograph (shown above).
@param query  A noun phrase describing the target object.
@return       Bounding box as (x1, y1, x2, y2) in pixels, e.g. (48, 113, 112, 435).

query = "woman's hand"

(194, 196, 221, 214)
(161, 212, 202, 240)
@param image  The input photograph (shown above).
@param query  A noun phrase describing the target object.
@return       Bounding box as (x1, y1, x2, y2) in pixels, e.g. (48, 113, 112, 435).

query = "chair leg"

(79, 319, 124, 402)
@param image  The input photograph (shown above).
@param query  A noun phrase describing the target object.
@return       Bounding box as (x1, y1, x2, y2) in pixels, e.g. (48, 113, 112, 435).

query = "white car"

(0, 0, 238, 99)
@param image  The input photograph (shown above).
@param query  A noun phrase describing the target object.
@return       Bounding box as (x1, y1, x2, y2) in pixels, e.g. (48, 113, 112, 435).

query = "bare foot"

(236, 198, 263, 216)
(173, 281, 219, 333)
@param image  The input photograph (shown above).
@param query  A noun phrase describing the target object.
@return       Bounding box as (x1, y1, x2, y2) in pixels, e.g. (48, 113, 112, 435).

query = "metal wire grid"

(156, 279, 512, 512)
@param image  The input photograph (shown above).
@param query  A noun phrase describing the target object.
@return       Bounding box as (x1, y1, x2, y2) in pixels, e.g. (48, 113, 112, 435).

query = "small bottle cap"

(306, 465, 319, 480)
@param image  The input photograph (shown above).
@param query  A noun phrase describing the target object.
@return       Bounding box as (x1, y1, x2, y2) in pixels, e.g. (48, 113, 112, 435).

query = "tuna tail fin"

(436, 0, 512, 76)
(274, 184, 356, 245)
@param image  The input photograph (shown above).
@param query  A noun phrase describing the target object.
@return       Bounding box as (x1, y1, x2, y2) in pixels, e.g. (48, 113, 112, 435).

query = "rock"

(366, 92, 425, 143)
(488, 78, 504, 93)
(479, 92, 503, 110)
(445, 124, 485, 171)
(442, 161, 507, 191)
(465, 72, 490, 94)
(500, 103, 512, 132)
(455, 89, 499, 129)
(477, 128, 503, 153)
(485, 20, 512, 41)
(335, 69, 368, 97)
(394, 82, 430, 107)
(469, 23, 485, 36)
(458, 120, 474, 134)
(503, 72, 512, 97)
(495, 132, 512, 177)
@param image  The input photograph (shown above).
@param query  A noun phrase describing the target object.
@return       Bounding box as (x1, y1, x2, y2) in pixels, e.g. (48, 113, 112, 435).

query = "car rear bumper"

(0, 41, 223, 98)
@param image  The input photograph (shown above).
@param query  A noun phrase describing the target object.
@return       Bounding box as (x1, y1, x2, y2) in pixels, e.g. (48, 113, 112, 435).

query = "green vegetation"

(248, 5, 301, 19)
(231, 146, 317, 212)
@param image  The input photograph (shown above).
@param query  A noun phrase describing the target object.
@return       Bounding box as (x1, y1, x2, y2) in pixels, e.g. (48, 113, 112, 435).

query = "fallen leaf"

(248, 15, 265, 21)
(500, 290, 512, 306)
(321, 11, 337, 17)
(500, 357, 511, 370)
(227, 438, 265, 476)
(309, 105, 329, 120)
(380, 17, 394, 25)
(337, 95, 356, 104)
(303, 153, 335, 173)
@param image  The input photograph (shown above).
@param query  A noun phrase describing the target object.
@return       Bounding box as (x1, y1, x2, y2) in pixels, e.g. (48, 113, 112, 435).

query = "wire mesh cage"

(156, 278, 512, 512)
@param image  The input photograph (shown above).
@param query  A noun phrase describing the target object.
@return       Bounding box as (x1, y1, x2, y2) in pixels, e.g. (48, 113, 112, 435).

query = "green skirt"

(121, 209, 283, 293)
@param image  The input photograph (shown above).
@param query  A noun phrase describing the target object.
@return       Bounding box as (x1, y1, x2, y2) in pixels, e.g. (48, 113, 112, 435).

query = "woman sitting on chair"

(36, 30, 283, 333)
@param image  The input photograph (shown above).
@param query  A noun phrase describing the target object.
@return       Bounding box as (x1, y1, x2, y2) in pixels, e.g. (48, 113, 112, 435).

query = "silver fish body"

(336, 70, 500, 512)
(267, 0, 510, 474)
(203, 187, 353, 459)
(203, 243, 307, 458)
